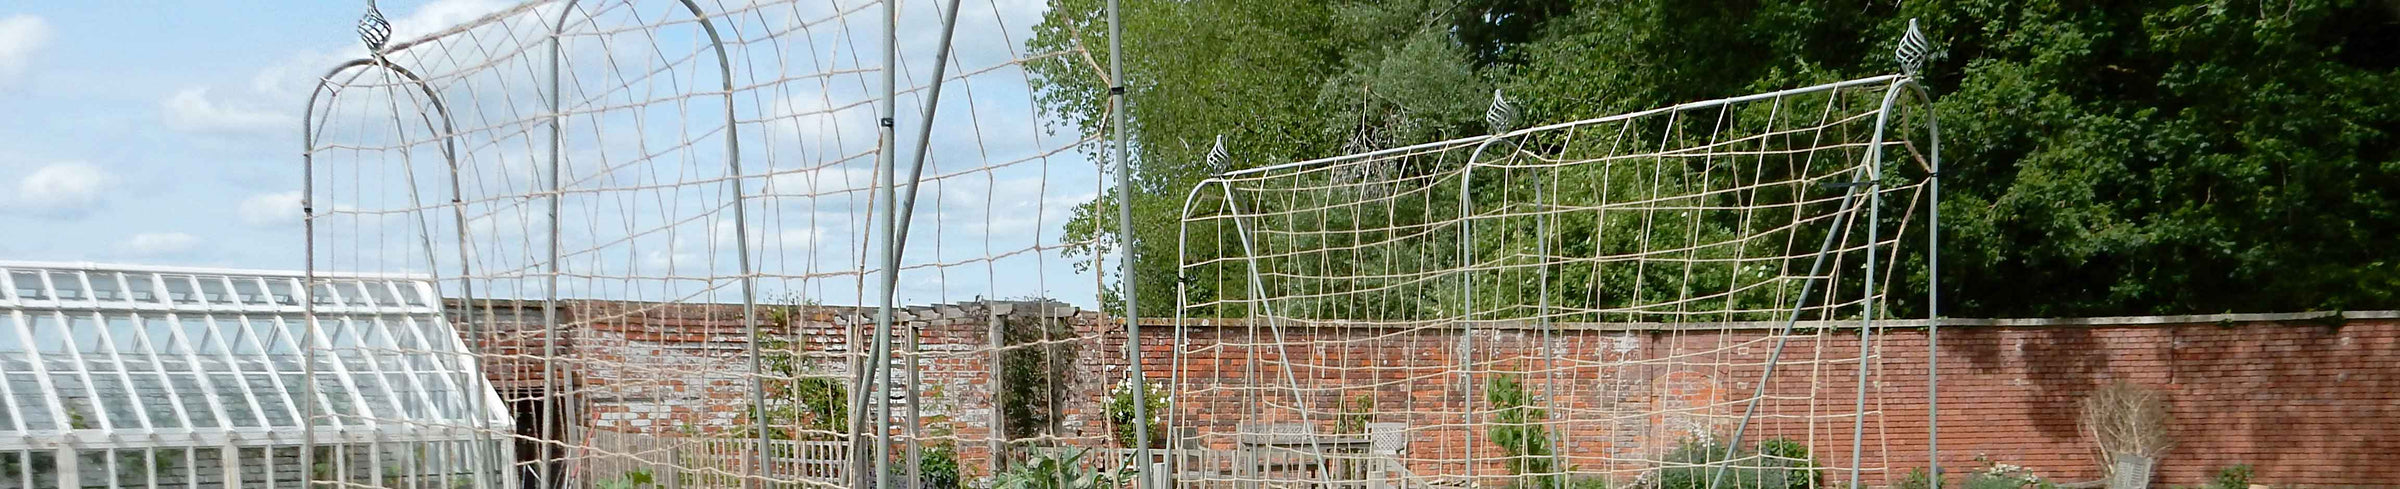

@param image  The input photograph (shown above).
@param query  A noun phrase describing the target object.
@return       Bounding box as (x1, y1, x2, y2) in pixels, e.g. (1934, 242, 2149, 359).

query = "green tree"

(1031, 0, 2400, 318)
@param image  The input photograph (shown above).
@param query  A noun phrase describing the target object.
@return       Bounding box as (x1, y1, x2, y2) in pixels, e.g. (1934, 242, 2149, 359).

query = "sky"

(0, 0, 1109, 308)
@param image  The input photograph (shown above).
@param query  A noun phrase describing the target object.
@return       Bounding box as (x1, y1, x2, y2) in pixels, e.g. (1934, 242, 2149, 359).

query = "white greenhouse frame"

(0, 261, 512, 488)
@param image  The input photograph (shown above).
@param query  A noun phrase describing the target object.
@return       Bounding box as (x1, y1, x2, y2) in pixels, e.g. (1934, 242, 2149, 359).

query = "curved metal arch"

(542, 1, 756, 486)
(298, 54, 496, 488)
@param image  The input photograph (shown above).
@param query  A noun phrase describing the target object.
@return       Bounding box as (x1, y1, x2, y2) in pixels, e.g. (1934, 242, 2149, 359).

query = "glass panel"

(232, 278, 269, 306)
(52, 374, 97, 429)
(350, 282, 381, 305)
(67, 314, 103, 353)
(143, 315, 184, 355)
(29, 314, 68, 355)
(192, 448, 222, 487)
(156, 448, 188, 488)
(9, 271, 47, 300)
(248, 374, 294, 426)
(92, 374, 143, 430)
(112, 449, 149, 488)
(29, 450, 57, 488)
(181, 317, 224, 356)
(210, 374, 259, 428)
(236, 448, 265, 488)
(195, 277, 232, 305)
(266, 278, 299, 306)
(0, 314, 26, 354)
(8, 374, 51, 429)
(47, 272, 85, 301)
(104, 314, 143, 358)
(309, 283, 339, 306)
(396, 282, 429, 306)
(272, 446, 302, 487)
(87, 273, 124, 301)
(75, 449, 108, 489)
(363, 282, 400, 308)
(162, 276, 200, 305)
(124, 274, 157, 303)
(131, 375, 179, 429)
(0, 387, 13, 431)
(169, 374, 218, 428)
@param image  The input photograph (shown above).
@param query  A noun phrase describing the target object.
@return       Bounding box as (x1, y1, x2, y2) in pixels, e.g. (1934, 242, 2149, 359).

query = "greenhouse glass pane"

(364, 282, 400, 309)
(47, 272, 85, 301)
(29, 450, 56, 488)
(210, 373, 259, 428)
(266, 278, 299, 306)
(156, 448, 188, 488)
(88, 273, 124, 302)
(52, 374, 97, 429)
(309, 283, 339, 306)
(8, 271, 44, 300)
(131, 375, 180, 429)
(169, 374, 218, 429)
(162, 276, 199, 305)
(30, 314, 67, 354)
(68, 314, 104, 354)
(247, 373, 294, 426)
(231, 278, 268, 306)
(7, 374, 50, 429)
(104, 314, 143, 360)
(349, 282, 381, 307)
(124, 274, 157, 303)
(195, 278, 231, 306)
(192, 448, 223, 487)
(0, 314, 27, 369)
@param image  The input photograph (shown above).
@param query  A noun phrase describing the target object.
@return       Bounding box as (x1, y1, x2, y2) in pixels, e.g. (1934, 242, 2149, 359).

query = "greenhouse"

(0, 262, 512, 488)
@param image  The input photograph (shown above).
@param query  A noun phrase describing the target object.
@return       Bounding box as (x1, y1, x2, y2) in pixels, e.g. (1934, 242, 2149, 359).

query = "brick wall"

(464, 301, 2400, 488)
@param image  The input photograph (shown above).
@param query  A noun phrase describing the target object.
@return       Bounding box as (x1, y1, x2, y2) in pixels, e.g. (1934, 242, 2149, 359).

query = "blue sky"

(0, 1, 1108, 308)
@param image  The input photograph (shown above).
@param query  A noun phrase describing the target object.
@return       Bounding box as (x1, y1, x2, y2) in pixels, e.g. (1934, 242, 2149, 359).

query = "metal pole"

(869, 0, 901, 486)
(884, 0, 968, 482)
(1104, 0, 1157, 486)
(543, 5, 575, 487)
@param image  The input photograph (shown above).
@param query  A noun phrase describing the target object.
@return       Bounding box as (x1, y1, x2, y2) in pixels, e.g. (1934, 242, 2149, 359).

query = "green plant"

(1655, 436, 1818, 489)
(1336, 394, 1375, 435)
(1107, 378, 1168, 448)
(990, 449, 1123, 489)
(1892, 468, 1942, 489)
(1486, 373, 1567, 489)
(2206, 464, 2253, 489)
(1958, 457, 2055, 489)
(740, 326, 849, 441)
(596, 469, 657, 489)
(918, 439, 964, 489)
(999, 310, 1080, 442)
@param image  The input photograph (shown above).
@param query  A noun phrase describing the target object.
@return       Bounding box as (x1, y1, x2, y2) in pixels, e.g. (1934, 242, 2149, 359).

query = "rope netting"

(1170, 76, 1939, 489)
(302, 0, 1121, 487)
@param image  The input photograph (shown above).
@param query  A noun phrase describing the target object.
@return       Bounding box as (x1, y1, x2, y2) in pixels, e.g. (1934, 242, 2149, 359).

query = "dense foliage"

(1029, 0, 2400, 318)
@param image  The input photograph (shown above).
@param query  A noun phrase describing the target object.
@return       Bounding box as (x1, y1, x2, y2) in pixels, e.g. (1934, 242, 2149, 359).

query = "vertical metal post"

(1105, 0, 1157, 486)
(543, 6, 574, 487)
(868, 0, 901, 486)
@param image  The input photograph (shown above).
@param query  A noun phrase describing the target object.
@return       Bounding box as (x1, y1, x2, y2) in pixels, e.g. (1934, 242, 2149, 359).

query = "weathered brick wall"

(470, 302, 2400, 488)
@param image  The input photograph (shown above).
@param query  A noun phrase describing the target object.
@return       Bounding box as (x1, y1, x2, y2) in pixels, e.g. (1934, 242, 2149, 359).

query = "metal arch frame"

(1172, 72, 1943, 489)
(539, 2, 756, 487)
(300, 53, 507, 489)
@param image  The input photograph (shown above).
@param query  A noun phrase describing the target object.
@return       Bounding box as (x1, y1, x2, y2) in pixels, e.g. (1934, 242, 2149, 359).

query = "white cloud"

(238, 191, 303, 227)
(16, 162, 110, 217)
(0, 15, 50, 86)
(118, 232, 201, 257)
(161, 87, 294, 135)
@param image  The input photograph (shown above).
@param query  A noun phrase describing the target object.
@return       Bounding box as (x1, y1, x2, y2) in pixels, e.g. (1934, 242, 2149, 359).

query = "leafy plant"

(918, 439, 964, 489)
(2205, 464, 2253, 489)
(991, 449, 1125, 489)
(596, 469, 657, 489)
(1486, 373, 1568, 489)
(1336, 394, 1375, 435)
(1107, 378, 1168, 448)
(1655, 435, 1817, 489)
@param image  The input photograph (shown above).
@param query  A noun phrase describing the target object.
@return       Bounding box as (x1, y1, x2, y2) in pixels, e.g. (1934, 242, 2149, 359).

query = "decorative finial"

(1205, 135, 1229, 173)
(1485, 89, 1517, 134)
(359, 1, 393, 53)
(1896, 18, 1930, 78)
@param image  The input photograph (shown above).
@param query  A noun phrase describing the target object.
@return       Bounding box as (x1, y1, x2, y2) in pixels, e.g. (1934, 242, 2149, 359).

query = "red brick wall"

(469, 302, 2400, 488)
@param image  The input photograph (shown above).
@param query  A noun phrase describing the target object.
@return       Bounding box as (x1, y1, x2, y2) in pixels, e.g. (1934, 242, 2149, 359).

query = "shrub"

(918, 441, 963, 489)
(990, 449, 1123, 489)
(1107, 378, 1167, 448)
(2207, 464, 2253, 489)
(1655, 436, 1817, 489)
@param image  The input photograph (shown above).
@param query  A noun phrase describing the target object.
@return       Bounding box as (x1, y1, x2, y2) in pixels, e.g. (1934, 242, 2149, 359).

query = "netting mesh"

(1170, 76, 1937, 488)
(304, 0, 1114, 487)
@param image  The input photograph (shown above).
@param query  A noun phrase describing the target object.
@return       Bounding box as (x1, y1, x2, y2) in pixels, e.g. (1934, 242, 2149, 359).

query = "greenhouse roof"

(0, 261, 510, 450)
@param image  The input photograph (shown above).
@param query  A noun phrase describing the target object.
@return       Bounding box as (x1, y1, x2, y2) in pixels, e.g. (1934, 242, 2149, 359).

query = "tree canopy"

(1028, 0, 2400, 318)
